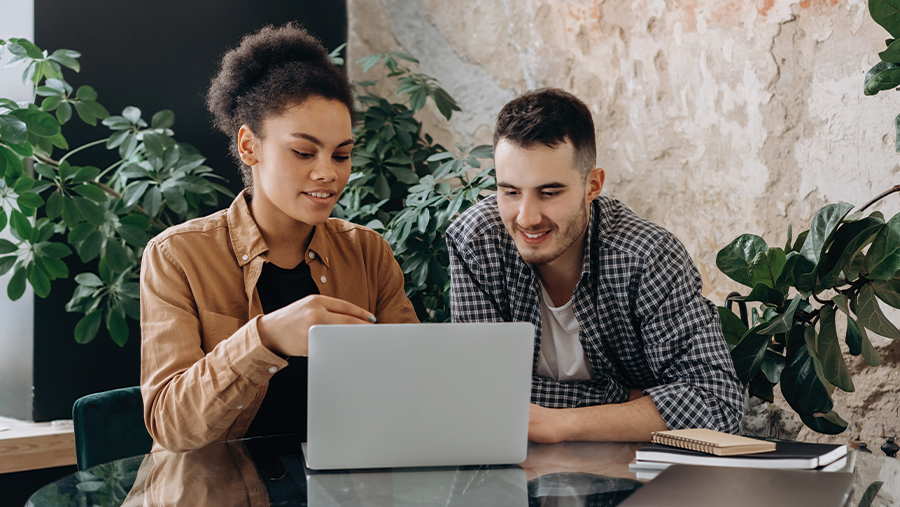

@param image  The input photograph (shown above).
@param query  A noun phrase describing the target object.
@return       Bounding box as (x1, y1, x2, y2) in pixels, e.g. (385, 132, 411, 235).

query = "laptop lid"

(305, 322, 534, 470)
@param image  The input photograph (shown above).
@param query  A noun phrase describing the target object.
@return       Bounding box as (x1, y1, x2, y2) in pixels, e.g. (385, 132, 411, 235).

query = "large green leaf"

(758, 294, 802, 335)
(796, 203, 855, 289)
(882, 38, 900, 63)
(760, 348, 786, 384)
(799, 410, 848, 434)
(13, 108, 60, 137)
(716, 234, 768, 288)
(816, 305, 854, 392)
(717, 306, 748, 349)
(855, 283, 900, 339)
(749, 247, 786, 289)
(866, 65, 900, 95)
(819, 216, 883, 288)
(871, 0, 900, 38)
(742, 283, 785, 307)
(800, 203, 855, 264)
(7, 266, 26, 300)
(74, 309, 102, 344)
(873, 277, 900, 308)
(781, 326, 834, 417)
(106, 308, 128, 347)
(864, 213, 900, 279)
(858, 481, 884, 507)
(730, 325, 770, 386)
(0, 114, 27, 145)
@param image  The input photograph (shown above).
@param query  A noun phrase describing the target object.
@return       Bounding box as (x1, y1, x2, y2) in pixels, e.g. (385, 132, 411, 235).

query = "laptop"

(303, 322, 534, 470)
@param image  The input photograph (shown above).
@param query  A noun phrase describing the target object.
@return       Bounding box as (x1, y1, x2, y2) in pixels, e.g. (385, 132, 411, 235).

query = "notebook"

(303, 322, 534, 470)
(635, 441, 847, 470)
(617, 464, 854, 507)
(629, 455, 851, 481)
(650, 428, 775, 456)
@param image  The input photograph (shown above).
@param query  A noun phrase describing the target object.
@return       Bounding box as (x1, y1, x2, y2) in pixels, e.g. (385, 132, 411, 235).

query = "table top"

(25, 435, 893, 507)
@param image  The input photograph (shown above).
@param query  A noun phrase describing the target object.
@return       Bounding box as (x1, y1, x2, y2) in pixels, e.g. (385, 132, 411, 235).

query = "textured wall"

(348, 0, 900, 450)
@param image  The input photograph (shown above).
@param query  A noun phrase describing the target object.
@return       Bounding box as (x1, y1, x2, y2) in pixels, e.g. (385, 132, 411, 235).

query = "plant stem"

(96, 182, 121, 199)
(859, 185, 900, 213)
(96, 159, 125, 180)
(57, 138, 108, 166)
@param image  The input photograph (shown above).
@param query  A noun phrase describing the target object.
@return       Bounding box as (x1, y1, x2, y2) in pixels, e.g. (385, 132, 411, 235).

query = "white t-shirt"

(535, 283, 594, 382)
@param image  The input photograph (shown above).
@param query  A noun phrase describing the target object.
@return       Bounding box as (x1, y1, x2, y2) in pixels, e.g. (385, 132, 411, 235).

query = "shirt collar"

(226, 190, 268, 267)
(306, 221, 333, 268)
(580, 196, 613, 283)
(226, 189, 334, 269)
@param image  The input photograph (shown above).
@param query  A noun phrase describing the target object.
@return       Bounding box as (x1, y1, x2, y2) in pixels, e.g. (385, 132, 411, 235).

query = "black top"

(244, 260, 319, 438)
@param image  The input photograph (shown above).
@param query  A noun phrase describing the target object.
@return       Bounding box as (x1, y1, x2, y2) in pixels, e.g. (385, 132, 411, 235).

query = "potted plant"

(718, 0, 900, 439)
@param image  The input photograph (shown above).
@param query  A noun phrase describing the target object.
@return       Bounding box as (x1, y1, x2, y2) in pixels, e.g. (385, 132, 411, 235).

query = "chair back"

(73, 386, 153, 470)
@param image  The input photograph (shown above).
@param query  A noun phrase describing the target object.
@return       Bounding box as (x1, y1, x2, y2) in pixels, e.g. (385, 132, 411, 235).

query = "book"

(650, 428, 775, 456)
(634, 441, 847, 470)
(628, 454, 851, 481)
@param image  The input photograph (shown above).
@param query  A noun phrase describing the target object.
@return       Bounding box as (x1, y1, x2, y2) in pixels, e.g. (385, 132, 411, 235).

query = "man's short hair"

(493, 88, 597, 179)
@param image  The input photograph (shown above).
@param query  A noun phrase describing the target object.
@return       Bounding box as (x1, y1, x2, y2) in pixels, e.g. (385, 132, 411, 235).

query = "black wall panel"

(31, 0, 347, 421)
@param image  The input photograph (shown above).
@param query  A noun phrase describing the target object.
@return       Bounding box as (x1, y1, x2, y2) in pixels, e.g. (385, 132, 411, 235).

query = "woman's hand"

(257, 295, 375, 357)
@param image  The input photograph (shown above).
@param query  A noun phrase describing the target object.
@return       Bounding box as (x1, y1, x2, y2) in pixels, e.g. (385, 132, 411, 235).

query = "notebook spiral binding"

(651, 433, 721, 454)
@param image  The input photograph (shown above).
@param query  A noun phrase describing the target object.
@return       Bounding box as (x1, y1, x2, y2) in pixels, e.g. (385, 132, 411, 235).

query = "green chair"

(73, 386, 153, 470)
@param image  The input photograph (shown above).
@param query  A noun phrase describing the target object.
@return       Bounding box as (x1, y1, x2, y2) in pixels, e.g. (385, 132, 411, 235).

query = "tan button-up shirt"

(140, 191, 418, 452)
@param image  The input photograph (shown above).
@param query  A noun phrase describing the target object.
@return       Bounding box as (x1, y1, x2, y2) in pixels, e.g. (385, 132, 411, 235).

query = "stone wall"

(347, 0, 900, 449)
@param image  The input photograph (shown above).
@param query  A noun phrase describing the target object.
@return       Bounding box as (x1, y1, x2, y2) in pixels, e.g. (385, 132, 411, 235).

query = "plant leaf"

(864, 212, 900, 279)
(780, 326, 834, 418)
(857, 481, 884, 507)
(74, 309, 102, 344)
(856, 283, 900, 339)
(748, 247, 786, 289)
(816, 305, 854, 392)
(730, 325, 770, 386)
(873, 277, 900, 308)
(716, 234, 768, 288)
(758, 294, 802, 335)
(106, 308, 128, 347)
(871, 0, 900, 38)
(717, 306, 749, 349)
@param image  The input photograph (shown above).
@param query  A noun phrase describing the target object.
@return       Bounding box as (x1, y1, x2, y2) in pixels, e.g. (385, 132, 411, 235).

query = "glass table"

(25, 435, 892, 506)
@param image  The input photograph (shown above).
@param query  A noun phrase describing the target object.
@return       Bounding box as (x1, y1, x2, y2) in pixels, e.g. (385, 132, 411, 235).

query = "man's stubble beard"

(513, 200, 589, 266)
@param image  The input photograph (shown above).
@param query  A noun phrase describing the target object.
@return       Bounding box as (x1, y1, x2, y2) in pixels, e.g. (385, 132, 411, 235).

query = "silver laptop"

(304, 322, 534, 470)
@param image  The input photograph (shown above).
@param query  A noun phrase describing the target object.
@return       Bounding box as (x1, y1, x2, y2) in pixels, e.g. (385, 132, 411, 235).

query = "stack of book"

(630, 429, 849, 481)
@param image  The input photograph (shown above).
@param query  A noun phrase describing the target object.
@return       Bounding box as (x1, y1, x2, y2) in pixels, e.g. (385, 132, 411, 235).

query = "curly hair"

(493, 88, 596, 180)
(206, 22, 355, 189)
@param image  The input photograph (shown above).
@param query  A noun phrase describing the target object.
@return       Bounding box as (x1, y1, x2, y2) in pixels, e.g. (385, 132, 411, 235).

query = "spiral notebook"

(650, 428, 776, 456)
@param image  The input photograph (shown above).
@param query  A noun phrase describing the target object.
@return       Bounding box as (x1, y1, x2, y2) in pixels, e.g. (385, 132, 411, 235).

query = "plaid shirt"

(446, 195, 743, 433)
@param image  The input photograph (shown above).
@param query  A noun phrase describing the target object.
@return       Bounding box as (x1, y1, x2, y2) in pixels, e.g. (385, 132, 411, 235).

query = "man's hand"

(258, 295, 375, 357)
(528, 404, 569, 444)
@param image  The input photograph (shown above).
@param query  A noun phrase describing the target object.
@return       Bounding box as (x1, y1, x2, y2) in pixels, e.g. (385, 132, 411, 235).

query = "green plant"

(864, 0, 900, 150)
(715, 189, 900, 434)
(0, 38, 231, 346)
(331, 49, 496, 321)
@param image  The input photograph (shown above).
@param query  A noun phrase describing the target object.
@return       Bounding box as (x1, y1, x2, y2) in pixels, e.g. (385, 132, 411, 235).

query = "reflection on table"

(26, 435, 645, 507)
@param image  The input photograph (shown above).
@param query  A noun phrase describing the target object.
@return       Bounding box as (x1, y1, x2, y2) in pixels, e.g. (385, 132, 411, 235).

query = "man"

(446, 88, 743, 443)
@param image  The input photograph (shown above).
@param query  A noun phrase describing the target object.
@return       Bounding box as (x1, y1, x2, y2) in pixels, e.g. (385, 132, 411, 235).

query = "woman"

(140, 23, 418, 453)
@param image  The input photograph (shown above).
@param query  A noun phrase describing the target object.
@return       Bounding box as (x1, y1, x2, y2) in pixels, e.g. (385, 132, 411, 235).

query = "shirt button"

(268, 366, 277, 374)
(320, 275, 327, 283)
(309, 251, 315, 259)
(241, 254, 248, 261)
(237, 405, 244, 410)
